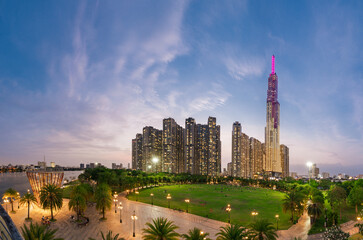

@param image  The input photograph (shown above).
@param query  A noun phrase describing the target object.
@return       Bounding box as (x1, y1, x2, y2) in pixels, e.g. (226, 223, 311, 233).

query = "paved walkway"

(7, 191, 313, 240)
(277, 213, 311, 240)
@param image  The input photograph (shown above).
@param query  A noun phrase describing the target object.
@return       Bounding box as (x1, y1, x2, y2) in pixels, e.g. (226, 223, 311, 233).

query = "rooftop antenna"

(271, 55, 275, 74)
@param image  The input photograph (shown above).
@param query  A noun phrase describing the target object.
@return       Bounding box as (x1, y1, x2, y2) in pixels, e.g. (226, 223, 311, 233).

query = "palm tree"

(88, 231, 125, 240)
(19, 192, 37, 220)
(39, 184, 63, 221)
(3, 188, 18, 212)
(282, 190, 304, 223)
(307, 203, 322, 224)
(182, 227, 211, 240)
(216, 224, 247, 240)
(95, 183, 112, 220)
(248, 219, 278, 240)
(68, 184, 88, 220)
(21, 222, 63, 240)
(142, 217, 179, 240)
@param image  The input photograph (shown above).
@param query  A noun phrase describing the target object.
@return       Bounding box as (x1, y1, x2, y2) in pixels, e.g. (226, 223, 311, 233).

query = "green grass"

(127, 184, 292, 229)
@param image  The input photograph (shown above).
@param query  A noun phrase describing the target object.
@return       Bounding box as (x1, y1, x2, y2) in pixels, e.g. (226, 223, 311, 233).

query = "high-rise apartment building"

(132, 117, 221, 175)
(231, 122, 242, 177)
(162, 118, 184, 173)
(280, 145, 289, 178)
(196, 124, 209, 175)
(208, 117, 221, 176)
(132, 133, 143, 170)
(143, 126, 162, 172)
(185, 118, 197, 174)
(249, 137, 264, 178)
(265, 55, 282, 175)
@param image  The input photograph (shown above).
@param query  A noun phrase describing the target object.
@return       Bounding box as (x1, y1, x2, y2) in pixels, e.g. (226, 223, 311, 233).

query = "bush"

(323, 225, 349, 240)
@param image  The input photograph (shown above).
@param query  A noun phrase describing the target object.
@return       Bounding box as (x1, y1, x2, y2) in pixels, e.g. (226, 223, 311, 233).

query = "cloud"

(224, 57, 265, 81)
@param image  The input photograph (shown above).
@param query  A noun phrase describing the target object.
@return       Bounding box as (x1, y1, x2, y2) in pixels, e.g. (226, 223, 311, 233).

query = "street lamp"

(118, 202, 123, 223)
(166, 194, 172, 208)
(126, 190, 130, 196)
(131, 211, 137, 237)
(113, 192, 118, 213)
(136, 191, 139, 201)
(226, 204, 232, 223)
(306, 162, 313, 184)
(17, 192, 20, 209)
(185, 199, 190, 213)
(275, 214, 279, 230)
(150, 193, 154, 205)
(251, 210, 258, 220)
(357, 217, 361, 221)
(3, 199, 9, 212)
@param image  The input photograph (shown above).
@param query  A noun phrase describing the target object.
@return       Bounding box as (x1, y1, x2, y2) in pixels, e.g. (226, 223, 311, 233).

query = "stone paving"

(6, 191, 315, 240)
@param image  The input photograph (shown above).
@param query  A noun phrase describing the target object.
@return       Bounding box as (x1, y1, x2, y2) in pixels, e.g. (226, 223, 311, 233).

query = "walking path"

(7, 191, 313, 240)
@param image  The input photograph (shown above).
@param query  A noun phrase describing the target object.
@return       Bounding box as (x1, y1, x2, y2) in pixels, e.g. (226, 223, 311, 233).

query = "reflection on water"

(0, 171, 84, 195)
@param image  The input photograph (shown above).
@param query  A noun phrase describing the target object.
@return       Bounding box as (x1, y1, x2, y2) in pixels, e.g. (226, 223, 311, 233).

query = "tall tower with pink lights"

(265, 55, 282, 175)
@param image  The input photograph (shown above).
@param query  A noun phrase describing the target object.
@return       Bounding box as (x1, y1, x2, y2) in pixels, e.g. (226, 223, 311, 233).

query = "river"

(0, 171, 84, 195)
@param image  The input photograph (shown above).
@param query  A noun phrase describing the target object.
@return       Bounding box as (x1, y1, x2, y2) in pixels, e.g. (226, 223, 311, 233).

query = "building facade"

(143, 126, 162, 172)
(265, 55, 282, 176)
(185, 118, 197, 174)
(231, 122, 242, 177)
(280, 144, 289, 178)
(249, 137, 264, 178)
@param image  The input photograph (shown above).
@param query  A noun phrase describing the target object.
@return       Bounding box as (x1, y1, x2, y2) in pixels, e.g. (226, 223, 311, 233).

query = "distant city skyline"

(0, 1, 362, 175)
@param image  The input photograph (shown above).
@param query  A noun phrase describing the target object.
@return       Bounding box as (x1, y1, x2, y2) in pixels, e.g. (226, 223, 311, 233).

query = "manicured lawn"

(127, 184, 292, 229)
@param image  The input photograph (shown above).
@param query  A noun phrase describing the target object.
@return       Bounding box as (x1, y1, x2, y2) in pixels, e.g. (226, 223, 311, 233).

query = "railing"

(0, 205, 23, 240)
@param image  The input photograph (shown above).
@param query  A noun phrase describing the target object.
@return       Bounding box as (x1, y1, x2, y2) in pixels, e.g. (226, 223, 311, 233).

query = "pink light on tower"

(271, 55, 275, 74)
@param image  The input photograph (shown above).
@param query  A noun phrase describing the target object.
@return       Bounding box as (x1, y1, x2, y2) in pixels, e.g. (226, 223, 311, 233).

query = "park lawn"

(127, 184, 292, 230)
(349, 233, 363, 240)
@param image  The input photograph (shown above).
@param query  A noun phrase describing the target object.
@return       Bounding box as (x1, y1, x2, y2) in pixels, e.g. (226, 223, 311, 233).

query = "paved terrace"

(6, 191, 313, 240)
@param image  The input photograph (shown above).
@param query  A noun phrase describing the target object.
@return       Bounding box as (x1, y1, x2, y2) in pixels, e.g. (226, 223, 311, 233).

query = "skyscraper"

(143, 126, 162, 172)
(185, 117, 197, 174)
(132, 133, 143, 170)
(197, 124, 209, 175)
(208, 117, 221, 176)
(265, 55, 282, 175)
(232, 122, 242, 177)
(162, 118, 184, 173)
(280, 144, 289, 178)
(249, 137, 264, 178)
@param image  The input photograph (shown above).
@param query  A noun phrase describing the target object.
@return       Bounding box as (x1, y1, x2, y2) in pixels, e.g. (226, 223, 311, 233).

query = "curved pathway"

(7, 190, 311, 240)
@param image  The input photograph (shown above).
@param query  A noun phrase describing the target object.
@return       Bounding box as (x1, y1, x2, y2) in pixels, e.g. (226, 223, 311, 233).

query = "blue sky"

(1, 1, 362, 175)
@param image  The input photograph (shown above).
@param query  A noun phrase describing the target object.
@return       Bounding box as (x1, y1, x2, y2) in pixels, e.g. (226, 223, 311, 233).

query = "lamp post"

(17, 192, 20, 209)
(251, 210, 258, 221)
(226, 204, 232, 223)
(185, 199, 190, 213)
(306, 162, 313, 184)
(275, 214, 279, 230)
(113, 192, 118, 213)
(166, 194, 172, 208)
(150, 193, 154, 205)
(3, 199, 9, 212)
(131, 211, 137, 237)
(118, 202, 123, 223)
(136, 191, 139, 201)
(126, 190, 130, 196)
(357, 217, 361, 221)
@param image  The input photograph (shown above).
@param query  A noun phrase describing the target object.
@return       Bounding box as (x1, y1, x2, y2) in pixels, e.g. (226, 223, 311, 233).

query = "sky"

(0, 1, 362, 175)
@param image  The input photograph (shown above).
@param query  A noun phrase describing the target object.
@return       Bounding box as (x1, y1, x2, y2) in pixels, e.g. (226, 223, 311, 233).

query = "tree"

(248, 219, 278, 240)
(88, 231, 125, 240)
(2, 188, 18, 212)
(347, 185, 363, 214)
(282, 190, 304, 223)
(307, 203, 322, 224)
(95, 183, 112, 220)
(142, 217, 179, 240)
(216, 224, 247, 240)
(323, 225, 349, 240)
(327, 186, 347, 222)
(39, 184, 63, 221)
(68, 184, 88, 220)
(19, 192, 37, 220)
(181, 227, 211, 240)
(21, 222, 63, 240)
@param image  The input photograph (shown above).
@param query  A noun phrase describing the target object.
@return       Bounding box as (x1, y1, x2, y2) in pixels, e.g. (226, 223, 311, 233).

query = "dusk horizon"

(1, 1, 362, 176)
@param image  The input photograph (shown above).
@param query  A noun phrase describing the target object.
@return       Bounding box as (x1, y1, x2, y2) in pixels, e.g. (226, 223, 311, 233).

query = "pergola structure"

(26, 168, 64, 203)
